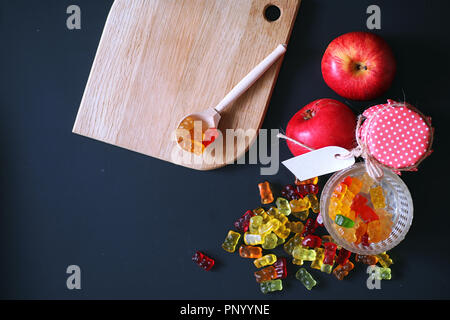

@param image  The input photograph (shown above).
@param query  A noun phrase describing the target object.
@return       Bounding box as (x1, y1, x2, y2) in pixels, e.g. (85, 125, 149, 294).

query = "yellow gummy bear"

(360, 172, 375, 194)
(339, 203, 352, 217)
(335, 225, 356, 243)
(311, 248, 325, 270)
(176, 116, 208, 155)
(370, 186, 386, 209)
(290, 198, 311, 212)
(273, 224, 291, 239)
(286, 221, 304, 234)
(258, 219, 281, 235)
(348, 177, 363, 195)
(328, 198, 341, 221)
(331, 183, 348, 201)
(367, 209, 393, 243)
(253, 207, 270, 223)
(267, 206, 279, 216)
(249, 216, 263, 234)
(244, 232, 265, 245)
(341, 189, 355, 208)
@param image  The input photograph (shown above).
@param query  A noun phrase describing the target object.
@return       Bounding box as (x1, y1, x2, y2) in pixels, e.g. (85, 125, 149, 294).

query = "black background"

(1, 0, 450, 299)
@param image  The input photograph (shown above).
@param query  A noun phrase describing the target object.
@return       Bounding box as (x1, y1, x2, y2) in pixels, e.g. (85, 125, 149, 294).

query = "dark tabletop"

(1, 0, 450, 299)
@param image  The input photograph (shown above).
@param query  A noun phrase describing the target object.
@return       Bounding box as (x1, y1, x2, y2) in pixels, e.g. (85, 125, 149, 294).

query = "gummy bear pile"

(329, 172, 393, 245)
(192, 177, 394, 294)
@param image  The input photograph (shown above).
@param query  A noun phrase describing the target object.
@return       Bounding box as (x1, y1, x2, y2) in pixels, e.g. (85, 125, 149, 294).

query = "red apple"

(321, 31, 396, 101)
(286, 98, 356, 156)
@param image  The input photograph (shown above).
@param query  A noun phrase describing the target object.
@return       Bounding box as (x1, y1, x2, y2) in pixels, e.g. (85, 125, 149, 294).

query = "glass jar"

(320, 163, 414, 255)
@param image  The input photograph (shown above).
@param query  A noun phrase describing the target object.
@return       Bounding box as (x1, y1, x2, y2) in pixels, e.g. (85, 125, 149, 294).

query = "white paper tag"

(282, 146, 355, 181)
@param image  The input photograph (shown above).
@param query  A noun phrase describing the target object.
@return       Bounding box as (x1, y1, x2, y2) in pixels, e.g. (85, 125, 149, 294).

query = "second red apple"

(321, 31, 396, 101)
(285, 98, 357, 157)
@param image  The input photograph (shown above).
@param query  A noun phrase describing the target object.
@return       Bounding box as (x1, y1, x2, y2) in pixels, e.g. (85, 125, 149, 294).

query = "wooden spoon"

(176, 44, 287, 149)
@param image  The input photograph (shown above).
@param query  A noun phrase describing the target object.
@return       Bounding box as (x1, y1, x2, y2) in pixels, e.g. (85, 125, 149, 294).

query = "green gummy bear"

(377, 267, 391, 280)
(321, 263, 333, 274)
(221, 230, 241, 253)
(276, 236, 285, 247)
(335, 214, 355, 228)
(295, 268, 317, 290)
(262, 232, 278, 250)
(260, 279, 283, 294)
(276, 197, 291, 216)
(293, 246, 316, 261)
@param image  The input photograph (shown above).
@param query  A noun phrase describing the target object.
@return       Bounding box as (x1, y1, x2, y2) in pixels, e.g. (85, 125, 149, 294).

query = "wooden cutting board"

(73, 0, 301, 170)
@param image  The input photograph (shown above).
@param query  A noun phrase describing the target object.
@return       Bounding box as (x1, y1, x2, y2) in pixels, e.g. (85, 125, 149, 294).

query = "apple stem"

(356, 63, 368, 71)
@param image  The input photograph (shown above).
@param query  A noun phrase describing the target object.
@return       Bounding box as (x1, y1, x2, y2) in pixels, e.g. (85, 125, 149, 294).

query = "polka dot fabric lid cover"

(359, 99, 433, 170)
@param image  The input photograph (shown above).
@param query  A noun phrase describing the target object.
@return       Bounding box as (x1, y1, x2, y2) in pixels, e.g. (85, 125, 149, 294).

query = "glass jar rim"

(320, 162, 414, 255)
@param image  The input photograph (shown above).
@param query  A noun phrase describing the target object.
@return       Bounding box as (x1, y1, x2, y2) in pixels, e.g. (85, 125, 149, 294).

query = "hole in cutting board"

(264, 5, 281, 22)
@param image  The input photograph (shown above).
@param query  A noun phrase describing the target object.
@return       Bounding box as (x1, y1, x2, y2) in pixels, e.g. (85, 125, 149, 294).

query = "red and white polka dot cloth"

(359, 99, 433, 170)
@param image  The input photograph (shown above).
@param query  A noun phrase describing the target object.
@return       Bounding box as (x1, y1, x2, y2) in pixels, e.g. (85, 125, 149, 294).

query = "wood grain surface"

(73, 0, 301, 170)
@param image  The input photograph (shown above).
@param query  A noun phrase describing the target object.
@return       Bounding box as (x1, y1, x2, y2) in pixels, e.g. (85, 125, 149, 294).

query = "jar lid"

(359, 99, 433, 170)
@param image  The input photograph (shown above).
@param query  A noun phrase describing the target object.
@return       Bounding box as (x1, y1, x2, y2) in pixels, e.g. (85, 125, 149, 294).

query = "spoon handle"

(213, 44, 287, 114)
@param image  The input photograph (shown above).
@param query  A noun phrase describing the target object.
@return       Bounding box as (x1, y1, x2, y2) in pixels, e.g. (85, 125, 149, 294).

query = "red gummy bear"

(302, 235, 322, 248)
(323, 242, 337, 265)
(281, 184, 301, 200)
(357, 205, 379, 223)
(351, 194, 368, 211)
(308, 184, 319, 195)
(273, 257, 287, 279)
(351, 194, 379, 223)
(342, 176, 353, 187)
(361, 233, 370, 247)
(295, 184, 309, 197)
(202, 128, 219, 148)
(301, 218, 318, 237)
(192, 251, 215, 271)
(336, 248, 352, 266)
(234, 210, 255, 233)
